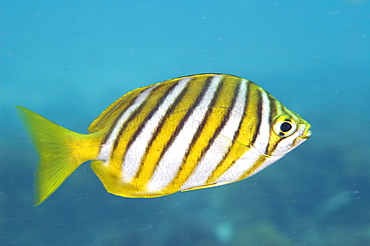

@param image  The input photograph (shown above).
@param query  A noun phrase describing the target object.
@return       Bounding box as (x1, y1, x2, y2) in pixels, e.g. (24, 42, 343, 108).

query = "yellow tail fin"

(16, 106, 101, 206)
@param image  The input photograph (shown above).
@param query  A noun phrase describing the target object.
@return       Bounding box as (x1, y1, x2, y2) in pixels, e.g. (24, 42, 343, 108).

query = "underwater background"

(1, 0, 369, 245)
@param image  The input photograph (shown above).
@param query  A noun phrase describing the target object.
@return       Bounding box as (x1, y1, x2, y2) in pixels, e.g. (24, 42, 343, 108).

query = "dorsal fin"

(87, 74, 224, 132)
(88, 85, 151, 132)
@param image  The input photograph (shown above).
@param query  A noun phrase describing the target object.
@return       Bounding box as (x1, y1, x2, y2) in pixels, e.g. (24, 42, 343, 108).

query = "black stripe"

(134, 80, 191, 179)
(226, 80, 246, 143)
(265, 94, 280, 155)
(267, 94, 279, 124)
(109, 85, 163, 158)
(268, 137, 284, 156)
(202, 80, 250, 181)
(210, 81, 264, 181)
(155, 75, 216, 169)
(163, 76, 225, 186)
(99, 93, 139, 147)
(250, 87, 264, 148)
(117, 81, 181, 163)
(228, 80, 250, 150)
(204, 80, 244, 180)
(262, 90, 272, 154)
(110, 102, 146, 154)
(187, 77, 232, 163)
(95, 95, 132, 131)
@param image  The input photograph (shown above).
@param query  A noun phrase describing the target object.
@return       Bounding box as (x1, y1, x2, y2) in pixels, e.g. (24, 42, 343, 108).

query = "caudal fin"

(16, 106, 100, 206)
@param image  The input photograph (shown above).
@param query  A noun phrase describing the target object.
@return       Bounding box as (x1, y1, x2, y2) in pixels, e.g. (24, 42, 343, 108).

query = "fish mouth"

(301, 124, 312, 139)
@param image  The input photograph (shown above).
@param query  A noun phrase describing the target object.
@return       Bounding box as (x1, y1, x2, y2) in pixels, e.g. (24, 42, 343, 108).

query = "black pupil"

(281, 122, 292, 132)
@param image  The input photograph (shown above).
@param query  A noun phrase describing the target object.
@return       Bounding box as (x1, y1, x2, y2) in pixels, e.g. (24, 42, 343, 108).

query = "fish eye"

(273, 115, 297, 137)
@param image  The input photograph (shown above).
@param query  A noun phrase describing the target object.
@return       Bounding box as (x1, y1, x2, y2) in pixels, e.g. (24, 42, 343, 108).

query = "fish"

(16, 73, 311, 205)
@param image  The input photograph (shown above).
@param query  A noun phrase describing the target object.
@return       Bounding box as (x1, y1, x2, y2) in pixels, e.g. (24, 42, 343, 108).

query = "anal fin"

(181, 182, 231, 192)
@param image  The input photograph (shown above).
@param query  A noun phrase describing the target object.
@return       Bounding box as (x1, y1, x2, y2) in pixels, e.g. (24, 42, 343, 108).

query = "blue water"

(1, 1, 370, 245)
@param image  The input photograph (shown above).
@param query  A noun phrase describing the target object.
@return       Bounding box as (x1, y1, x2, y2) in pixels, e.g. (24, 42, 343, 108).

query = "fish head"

(265, 111, 311, 157)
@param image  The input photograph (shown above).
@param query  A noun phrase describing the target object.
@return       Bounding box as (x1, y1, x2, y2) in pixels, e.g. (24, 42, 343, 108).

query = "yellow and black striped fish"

(16, 73, 311, 205)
